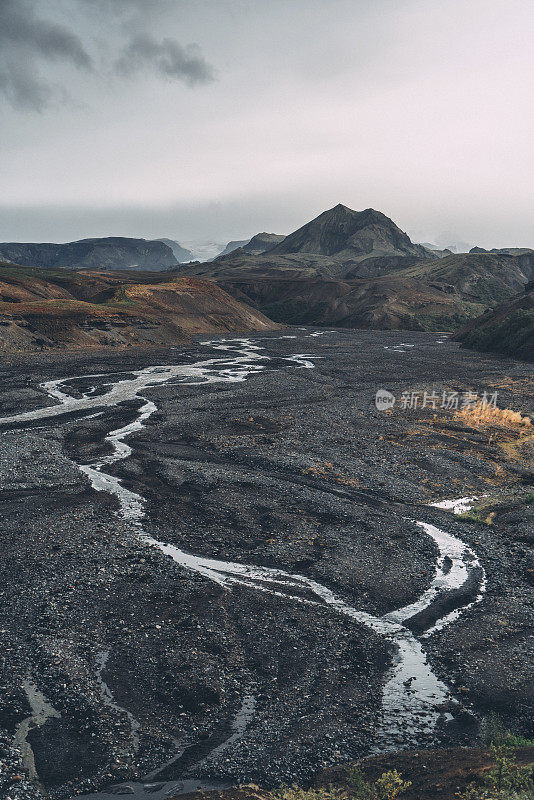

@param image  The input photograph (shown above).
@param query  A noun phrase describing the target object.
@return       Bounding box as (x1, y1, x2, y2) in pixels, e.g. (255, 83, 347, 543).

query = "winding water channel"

(0, 334, 486, 799)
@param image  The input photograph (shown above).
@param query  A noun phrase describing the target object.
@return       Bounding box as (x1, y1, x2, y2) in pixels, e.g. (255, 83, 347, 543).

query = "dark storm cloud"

(0, 0, 91, 67)
(115, 33, 215, 85)
(0, 0, 215, 111)
(0, 0, 92, 109)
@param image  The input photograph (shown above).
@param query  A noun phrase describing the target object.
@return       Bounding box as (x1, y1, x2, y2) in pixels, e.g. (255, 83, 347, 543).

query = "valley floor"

(0, 329, 532, 799)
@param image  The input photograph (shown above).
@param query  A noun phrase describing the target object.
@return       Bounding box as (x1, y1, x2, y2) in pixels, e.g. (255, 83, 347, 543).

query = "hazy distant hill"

(244, 232, 285, 253)
(175, 205, 534, 331)
(219, 232, 285, 259)
(420, 243, 454, 257)
(0, 265, 276, 353)
(455, 283, 534, 361)
(154, 238, 194, 263)
(181, 241, 227, 262)
(0, 238, 178, 272)
(218, 240, 249, 257)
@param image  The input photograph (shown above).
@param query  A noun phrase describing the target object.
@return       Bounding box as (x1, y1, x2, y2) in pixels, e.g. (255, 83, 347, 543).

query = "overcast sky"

(1, 0, 533, 247)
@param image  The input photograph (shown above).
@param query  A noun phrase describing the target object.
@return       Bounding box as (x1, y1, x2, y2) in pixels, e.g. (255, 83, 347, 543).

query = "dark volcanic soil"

(0, 329, 532, 800)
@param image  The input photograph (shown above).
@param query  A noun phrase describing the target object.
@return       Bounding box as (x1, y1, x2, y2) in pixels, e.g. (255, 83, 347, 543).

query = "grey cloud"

(0, 0, 214, 112)
(0, 0, 92, 110)
(115, 33, 215, 86)
(0, 57, 52, 110)
(0, 0, 91, 67)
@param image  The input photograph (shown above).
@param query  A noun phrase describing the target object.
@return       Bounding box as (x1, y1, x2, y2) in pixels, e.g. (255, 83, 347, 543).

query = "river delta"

(0, 329, 532, 799)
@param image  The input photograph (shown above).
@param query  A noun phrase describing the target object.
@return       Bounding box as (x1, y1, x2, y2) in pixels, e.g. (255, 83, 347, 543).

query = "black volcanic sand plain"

(0, 329, 532, 799)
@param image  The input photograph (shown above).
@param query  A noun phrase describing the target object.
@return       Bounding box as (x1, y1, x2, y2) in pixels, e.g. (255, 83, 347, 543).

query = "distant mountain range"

(202, 205, 436, 279)
(175, 205, 534, 332)
(2, 205, 533, 349)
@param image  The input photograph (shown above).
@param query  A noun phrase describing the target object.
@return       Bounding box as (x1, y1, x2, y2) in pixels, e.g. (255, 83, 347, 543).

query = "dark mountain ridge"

(0, 237, 178, 272)
(218, 239, 250, 257)
(4, 204, 533, 335)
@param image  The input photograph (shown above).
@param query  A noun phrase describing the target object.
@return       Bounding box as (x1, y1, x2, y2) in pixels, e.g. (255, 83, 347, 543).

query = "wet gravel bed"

(0, 328, 532, 798)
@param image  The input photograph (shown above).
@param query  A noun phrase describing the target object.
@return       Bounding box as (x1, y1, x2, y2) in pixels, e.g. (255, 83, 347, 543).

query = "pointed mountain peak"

(321, 203, 356, 217)
(268, 205, 425, 259)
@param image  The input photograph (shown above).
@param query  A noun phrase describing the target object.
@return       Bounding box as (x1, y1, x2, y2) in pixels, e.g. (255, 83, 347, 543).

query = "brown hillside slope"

(213, 274, 486, 331)
(0, 267, 277, 353)
(187, 249, 533, 331)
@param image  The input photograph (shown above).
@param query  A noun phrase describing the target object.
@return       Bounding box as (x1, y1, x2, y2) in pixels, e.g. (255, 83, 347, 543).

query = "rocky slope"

(455, 283, 534, 361)
(168, 746, 534, 800)
(0, 238, 178, 272)
(0, 266, 277, 353)
(218, 240, 250, 257)
(400, 252, 532, 304)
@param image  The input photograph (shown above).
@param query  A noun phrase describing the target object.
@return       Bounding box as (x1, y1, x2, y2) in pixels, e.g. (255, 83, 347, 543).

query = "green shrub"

(456, 786, 534, 799)
(270, 769, 412, 800)
(345, 766, 376, 799)
(483, 713, 510, 746)
(271, 788, 344, 800)
(346, 766, 412, 799)
(459, 508, 493, 525)
(484, 743, 533, 794)
(482, 713, 534, 747)
(374, 770, 412, 800)
(456, 740, 534, 799)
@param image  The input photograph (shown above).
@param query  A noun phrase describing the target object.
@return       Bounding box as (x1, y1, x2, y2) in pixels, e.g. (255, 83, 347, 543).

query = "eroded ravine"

(0, 335, 486, 799)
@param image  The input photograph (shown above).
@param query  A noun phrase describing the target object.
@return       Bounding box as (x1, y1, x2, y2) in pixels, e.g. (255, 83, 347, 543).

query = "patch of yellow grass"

(303, 461, 360, 487)
(457, 403, 532, 429)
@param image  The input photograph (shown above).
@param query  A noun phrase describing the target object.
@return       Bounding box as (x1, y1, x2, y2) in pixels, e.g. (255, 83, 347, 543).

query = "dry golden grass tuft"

(457, 403, 532, 429)
(302, 461, 360, 488)
(453, 402, 533, 478)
